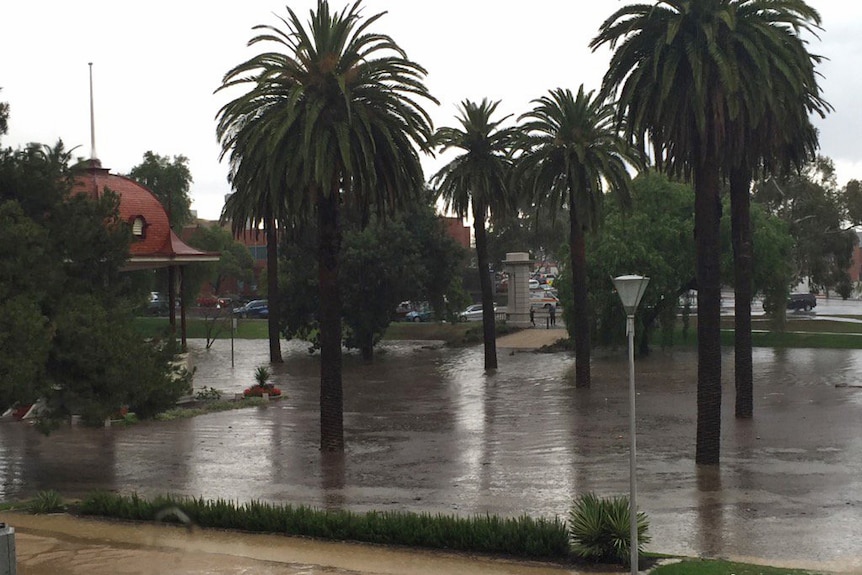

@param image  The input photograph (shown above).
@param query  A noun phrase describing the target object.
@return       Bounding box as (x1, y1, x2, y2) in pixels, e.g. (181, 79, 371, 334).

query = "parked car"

(146, 292, 168, 316)
(405, 309, 433, 322)
(459, 303, 496, 322)
(787, 293, 816, 311)
(233, 299, 268, 319)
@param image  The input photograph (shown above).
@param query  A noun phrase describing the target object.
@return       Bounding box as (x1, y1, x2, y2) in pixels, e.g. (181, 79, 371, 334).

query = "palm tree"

(220, 185, 286, 364)
(720, 1, 829, 419)
(433, 99, 518, 370)
(516, 86, 641, 388)
(216, 0, 435, 451)
(591, 0, 827, 464)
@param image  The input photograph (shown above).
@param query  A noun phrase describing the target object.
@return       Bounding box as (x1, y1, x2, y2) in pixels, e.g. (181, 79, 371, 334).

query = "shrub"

(254, 366, 271, 386)
(194, 386, 222, 401)
(79, 492, 570, 559)
(29, 490, 65, 514)
(568, 492, 650, 566)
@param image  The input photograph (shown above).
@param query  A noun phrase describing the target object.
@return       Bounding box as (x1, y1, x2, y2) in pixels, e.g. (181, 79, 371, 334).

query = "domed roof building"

(72, 159, 219, 348)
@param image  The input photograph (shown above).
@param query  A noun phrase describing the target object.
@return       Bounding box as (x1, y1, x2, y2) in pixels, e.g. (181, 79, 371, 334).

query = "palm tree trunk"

(730, 166, 753, 419)
(473, 203, 497, 370)
(569, 210, 590, 388)
(265, 212, 283, 363)
(318, 185, 344, 451)
(695, 155, 723, 465)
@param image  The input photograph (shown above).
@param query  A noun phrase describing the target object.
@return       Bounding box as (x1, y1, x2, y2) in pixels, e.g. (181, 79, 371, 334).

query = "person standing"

(549, 304, 556, 327)
(529, 307, 535, 327)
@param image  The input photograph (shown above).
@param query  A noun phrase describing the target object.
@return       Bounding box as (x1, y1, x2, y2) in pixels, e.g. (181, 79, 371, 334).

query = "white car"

(528, 279, 540, 290)
(459, 303, 495, 322)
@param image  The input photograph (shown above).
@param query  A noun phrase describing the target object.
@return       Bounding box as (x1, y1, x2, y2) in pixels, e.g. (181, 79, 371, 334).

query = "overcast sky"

(3, 1, 861, 220)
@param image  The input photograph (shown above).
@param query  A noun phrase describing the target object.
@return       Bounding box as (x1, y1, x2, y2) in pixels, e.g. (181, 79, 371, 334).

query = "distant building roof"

(71, 160, 219, 270)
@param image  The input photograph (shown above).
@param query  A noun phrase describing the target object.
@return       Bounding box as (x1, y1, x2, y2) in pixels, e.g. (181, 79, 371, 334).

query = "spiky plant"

(568, 492, 650, 566)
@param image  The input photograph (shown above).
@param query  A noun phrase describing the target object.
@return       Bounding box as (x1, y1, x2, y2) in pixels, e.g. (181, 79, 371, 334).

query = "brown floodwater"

(1, 339, 861, 572)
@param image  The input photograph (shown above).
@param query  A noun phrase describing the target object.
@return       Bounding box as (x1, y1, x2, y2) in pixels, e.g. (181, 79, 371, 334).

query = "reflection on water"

(1, 339, 861, 567)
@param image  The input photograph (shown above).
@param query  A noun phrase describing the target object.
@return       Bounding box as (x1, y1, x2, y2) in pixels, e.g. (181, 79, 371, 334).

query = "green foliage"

(184, 223, 255, 298)
(568, 493, 650, 566)
(29, 490, 65, 514)
(578, 172, 695, 351)
(253, 366, 271, 386)
(279, 200, 466, 359)
(127, 151, 193, 230)
(79, 492, 569, 559)
(155, 397, 268, 421)
(754, 158, 855, 295)
(0, 140, 191, 423)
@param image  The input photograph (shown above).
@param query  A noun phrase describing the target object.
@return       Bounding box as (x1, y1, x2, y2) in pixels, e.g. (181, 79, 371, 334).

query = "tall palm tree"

(719, 1, 829, 419)
(216, 0, 435, 451)
(591, 0, 827, 464)
(433, 99, 518, 370)
(516, 86, 641, 388)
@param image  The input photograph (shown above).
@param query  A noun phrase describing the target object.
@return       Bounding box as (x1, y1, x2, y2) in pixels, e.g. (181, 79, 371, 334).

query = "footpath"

(496, 324, 567, 350)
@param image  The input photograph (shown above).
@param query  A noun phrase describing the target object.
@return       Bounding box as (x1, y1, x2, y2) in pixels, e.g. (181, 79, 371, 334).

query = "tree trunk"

(265, 213, 283, 363)
(473, 203, 497, 370)
(694, 154, 723, 465)
(318, 186, 344, 451)
(569, 210, 591, 388)
(730, 166, 753, 419)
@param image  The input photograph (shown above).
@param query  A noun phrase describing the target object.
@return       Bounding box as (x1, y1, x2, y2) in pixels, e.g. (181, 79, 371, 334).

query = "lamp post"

(612, 274, 650, 574)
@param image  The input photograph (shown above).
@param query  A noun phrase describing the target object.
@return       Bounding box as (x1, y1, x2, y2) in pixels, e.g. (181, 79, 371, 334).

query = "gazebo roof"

(72, 160, 219, 270)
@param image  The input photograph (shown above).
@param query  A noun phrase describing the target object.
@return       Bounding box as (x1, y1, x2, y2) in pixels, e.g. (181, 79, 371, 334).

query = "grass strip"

(78, 492, 569, 559)
(155, 397, 269, 421)
(652, 559, 823, 575)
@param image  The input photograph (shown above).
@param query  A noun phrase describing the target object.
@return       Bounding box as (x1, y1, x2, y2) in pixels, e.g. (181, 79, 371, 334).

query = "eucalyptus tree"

(216, 0, 435, 451)
(591, 0, 828, 464)
(433, 98, 518, 370)
(516, 86, 641, 388)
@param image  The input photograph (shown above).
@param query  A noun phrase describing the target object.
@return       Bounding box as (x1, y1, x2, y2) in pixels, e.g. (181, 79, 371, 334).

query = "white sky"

(2, 1, 860, 221)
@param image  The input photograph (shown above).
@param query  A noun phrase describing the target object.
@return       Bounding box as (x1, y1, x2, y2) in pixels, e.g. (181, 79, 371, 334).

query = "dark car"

(233, 299, 268, 319)
(787, 293, 816, 311)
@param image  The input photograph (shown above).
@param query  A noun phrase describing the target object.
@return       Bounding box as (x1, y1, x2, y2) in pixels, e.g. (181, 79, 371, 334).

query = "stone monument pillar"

(503, 252, 533, 327)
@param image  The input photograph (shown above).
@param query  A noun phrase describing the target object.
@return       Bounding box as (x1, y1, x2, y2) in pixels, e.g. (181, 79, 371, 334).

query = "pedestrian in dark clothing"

(529, 307, 535, 327)
(549, 304, 556, 327)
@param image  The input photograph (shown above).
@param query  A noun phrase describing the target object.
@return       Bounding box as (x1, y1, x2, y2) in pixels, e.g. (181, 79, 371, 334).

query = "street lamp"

(612, 274, 650, 574)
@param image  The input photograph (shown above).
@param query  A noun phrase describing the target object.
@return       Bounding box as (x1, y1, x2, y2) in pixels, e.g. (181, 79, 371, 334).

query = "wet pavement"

(1, 336, 861, 573)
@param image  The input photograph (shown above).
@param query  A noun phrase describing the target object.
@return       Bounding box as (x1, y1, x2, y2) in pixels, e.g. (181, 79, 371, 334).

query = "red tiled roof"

(71, 161, 218, 266)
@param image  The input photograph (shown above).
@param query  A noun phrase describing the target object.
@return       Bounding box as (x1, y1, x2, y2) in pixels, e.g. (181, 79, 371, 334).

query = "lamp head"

(613, 275, 650, 316)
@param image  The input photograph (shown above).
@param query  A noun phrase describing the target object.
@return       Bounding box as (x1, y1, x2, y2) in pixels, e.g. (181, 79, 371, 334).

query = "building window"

(131, 216, 147, 239)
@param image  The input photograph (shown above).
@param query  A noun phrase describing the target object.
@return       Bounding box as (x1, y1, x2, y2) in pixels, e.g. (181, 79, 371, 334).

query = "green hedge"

(79, 492, 569, 559)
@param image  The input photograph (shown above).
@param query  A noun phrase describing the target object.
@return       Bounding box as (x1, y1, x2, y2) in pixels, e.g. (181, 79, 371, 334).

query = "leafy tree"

(0, 88, 8, 137)
(577, 172, 696, 354)
(217, 0, 436, 451)
(0, 201, 54, 410)
(279, 201, 466, 360)
(486, 205, 568, 271)
(754, 157, 856, 294)
(0, 139, 190, 423)
(184, 224, 255, 296)
(516, 86, 641, 388)
(433, 98, 517, 371)
(128, 151, 193, 230)
(591, 0, 824, 464)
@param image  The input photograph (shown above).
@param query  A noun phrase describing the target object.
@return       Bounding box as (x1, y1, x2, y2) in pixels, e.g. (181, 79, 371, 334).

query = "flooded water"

(1, 338, 861, 572)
